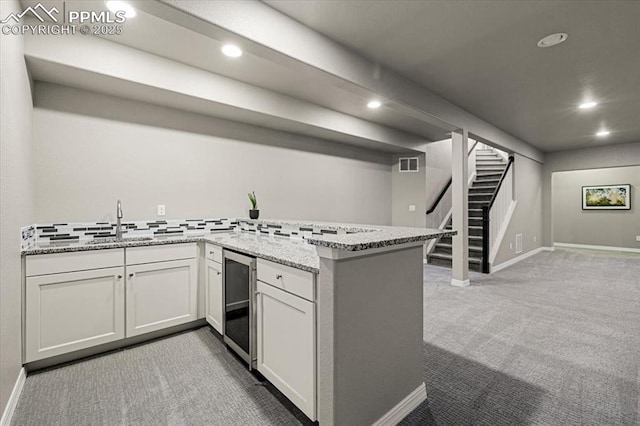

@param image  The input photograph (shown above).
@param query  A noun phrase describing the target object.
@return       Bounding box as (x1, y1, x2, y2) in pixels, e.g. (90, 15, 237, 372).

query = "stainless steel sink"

(85, 237, 153, 245)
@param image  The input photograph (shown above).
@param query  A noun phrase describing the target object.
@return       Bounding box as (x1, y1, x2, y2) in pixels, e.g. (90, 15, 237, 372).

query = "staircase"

(427, 147, 507, 272)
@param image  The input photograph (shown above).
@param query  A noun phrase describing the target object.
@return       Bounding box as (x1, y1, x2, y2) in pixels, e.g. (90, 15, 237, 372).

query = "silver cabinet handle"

(276, 274, 283, 279)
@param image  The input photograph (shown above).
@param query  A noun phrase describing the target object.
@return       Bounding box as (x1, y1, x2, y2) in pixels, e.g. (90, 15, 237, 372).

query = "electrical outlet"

(409, 205, 416, 212)
(636, 236, 640, 242)
(510, 243, 513, 250)
(534, 235, 537, 242)
(157, 204, 166, 216)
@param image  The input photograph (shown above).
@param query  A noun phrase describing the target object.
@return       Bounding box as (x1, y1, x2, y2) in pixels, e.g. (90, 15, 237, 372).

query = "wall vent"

(515, 234, 523, 254)
(399, 157, 419, 172)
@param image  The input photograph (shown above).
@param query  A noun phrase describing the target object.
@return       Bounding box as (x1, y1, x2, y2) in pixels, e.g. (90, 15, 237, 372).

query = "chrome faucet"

(116, 200, 123, 240)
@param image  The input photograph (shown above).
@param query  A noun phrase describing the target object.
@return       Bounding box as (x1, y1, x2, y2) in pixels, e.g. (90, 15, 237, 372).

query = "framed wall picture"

(582, 184, 631, 210)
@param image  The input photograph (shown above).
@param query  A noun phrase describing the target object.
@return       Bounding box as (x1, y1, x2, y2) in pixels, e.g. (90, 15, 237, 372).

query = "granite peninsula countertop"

(241, 219, 457, 251)
(21, 220, 456, 273)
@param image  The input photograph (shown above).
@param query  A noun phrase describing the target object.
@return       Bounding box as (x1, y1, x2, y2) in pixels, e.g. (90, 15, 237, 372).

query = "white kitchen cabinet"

(205, 257, 223, 333)
(125, 258, 198, 337)
(25, 266, 125, 363)
(256, 280, 316, 421)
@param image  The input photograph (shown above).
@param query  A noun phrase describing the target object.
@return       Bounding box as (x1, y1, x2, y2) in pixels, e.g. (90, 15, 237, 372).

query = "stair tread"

(436, 243, 482, 251)
(440, 234, 483, 240)
(428, 253, 482, 263)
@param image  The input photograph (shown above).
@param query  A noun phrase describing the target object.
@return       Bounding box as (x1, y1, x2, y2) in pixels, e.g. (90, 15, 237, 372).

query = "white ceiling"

(100, 9, 449, 142)
(264, 0, 640, 152)
(20, 0, 451, 154)
(21, 0, 637, 154)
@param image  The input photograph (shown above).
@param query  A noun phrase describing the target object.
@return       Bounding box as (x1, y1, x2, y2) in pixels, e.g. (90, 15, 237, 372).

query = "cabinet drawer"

(205, 244, 223, 263)
(257, 258, 315, 301)
(126, 243, 197, 265)
(26, 248, 124, 277)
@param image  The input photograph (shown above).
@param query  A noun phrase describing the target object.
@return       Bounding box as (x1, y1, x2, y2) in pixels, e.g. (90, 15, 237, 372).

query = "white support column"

(451, 130, 470, 287)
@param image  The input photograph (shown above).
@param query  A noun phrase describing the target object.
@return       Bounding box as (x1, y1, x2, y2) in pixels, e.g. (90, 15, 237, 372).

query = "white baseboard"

(491, 246, 550, 273)
(0, 368, 25, 426)
(372, 382, 426, 426)
(451, 278, 470, 287)
(554, 242, 640, 254)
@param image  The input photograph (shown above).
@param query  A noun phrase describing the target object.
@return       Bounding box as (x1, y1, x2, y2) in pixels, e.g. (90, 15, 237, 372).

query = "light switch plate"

(636, 236, 640, 242)
(409, 205, 416, 212)
(157, 204, 166, 216)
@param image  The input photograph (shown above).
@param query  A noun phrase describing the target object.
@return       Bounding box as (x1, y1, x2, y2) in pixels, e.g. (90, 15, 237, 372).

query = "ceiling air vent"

(399, 157, 419, 173)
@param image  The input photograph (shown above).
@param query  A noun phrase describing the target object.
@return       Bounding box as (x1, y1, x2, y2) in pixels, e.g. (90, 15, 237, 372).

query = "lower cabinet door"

(126, 258, 198, 337)
(256, 281, 316, 420)
(25, 267, 125, 363)
(205, 258, 223, 333)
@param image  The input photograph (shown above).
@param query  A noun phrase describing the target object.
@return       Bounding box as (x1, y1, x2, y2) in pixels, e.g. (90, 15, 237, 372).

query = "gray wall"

(391, 154, 426, 227)
(542, 142, 640, 246)
(391, 140, 454, 230)
(0, 0, 33, 414)
(32, 83, 393, 225)
(493, 153, 543, 265)
(552, 166, 639, 249)
(425, 139, 453, 229)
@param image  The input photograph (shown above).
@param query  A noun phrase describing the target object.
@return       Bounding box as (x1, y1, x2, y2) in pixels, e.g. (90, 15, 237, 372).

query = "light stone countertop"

(20, 231, 319, 272)
(241, 219, 457, 251)
(20, 234, 205, 255)
(204, 232, 319, 272)
(21, 220, 457, 273)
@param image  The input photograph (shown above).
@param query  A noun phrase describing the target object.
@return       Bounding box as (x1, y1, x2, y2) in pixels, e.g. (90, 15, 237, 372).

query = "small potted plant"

(248, 191, 259, 219)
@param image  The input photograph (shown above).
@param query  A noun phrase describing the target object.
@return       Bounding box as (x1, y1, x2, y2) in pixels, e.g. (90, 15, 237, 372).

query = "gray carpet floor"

(11, 248, 640, 425)
(11, 329, 311, 426)
(402, 248, 640, 426)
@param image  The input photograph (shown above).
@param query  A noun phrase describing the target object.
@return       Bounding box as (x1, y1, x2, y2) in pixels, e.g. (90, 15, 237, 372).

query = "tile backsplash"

(21, 218, 366, 250)
(21, 218, 238, 249)
(237, 220, 355, 240)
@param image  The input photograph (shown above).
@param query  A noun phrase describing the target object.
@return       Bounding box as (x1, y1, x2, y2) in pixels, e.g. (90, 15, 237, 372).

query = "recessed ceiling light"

(579, 101, 598, 109)
(221, 44, 243, 58)
(367, 100, 382, 109)
(537, 33, 568, 48)
(105, 1, 136, 18)
(596, 130, 610, 137)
